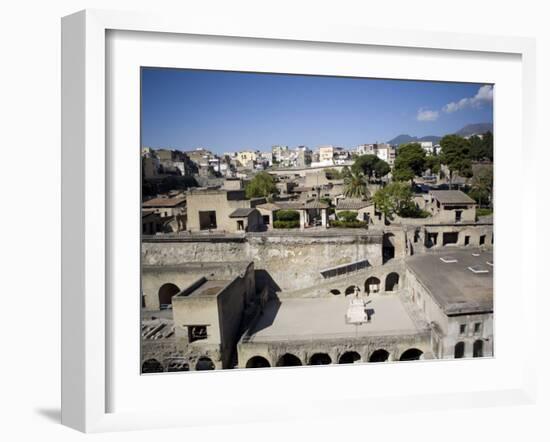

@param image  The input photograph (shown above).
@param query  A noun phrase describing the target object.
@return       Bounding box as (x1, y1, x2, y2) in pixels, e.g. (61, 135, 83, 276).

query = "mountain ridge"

(387, 122, 493, 145)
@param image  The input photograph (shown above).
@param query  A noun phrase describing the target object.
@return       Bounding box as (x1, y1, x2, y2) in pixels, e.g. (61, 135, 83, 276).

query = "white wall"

(0, 1, 548, 441)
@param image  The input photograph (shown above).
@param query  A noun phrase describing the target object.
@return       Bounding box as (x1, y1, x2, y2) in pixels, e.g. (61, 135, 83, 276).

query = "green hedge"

(274, 209, 300, 222)
(273, 220, 300, 229)
(330, 220, 368, 228)
(337, 210, 358, 222)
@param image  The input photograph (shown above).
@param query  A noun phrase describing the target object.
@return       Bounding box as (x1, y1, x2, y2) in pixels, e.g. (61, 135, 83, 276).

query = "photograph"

(139, 68, 494, 373)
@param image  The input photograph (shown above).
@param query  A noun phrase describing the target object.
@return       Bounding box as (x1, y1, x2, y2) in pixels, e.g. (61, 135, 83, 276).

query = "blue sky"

(141, 68, 493, 154)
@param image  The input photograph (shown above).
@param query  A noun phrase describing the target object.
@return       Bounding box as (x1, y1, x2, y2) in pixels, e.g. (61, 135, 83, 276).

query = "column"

(321, 208, 327, 228)
(299, 210, 306, 229)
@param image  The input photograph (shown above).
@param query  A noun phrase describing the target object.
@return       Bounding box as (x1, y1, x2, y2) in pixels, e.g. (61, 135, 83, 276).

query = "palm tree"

(343, 169, 369, 199)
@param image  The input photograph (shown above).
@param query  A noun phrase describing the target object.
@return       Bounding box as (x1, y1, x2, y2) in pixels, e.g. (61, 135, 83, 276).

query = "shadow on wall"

(254, 269, 282, 293)
(247, 292, 281, 336)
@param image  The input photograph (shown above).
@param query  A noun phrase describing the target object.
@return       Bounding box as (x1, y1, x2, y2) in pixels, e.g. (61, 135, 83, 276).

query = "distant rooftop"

(336, 199, 372, 210)
(406, 248, 493, 315)
(142, 195, 185, 208)
(430, 190, 476, 205)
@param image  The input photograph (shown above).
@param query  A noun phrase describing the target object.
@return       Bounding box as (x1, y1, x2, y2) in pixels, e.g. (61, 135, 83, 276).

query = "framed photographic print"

(62, 9, 537, 433)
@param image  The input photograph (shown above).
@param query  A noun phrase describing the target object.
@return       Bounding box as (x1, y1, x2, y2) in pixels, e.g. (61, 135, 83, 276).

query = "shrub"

(273, 220, 300, 229)
(476, 208, 493, 218)
(398, 204, 430, 219)
(274, 209, 300, 222)
(330, 220, 368, 228)
(337, 210, 358, 222)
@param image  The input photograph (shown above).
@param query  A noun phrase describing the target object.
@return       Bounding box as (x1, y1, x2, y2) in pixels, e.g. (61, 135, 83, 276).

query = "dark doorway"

(196, 357, 215, 370)
(443, 232, 459, 245)
(473, 340, 484, 357)
(365, 277, 381, 295)
(455, 210, 462, 222)
(369, 349, 390, 362)
(454, 342, 465, 358)
(383, 233, 395, 263)
(309, 353, 332, 365)
(276, 353, 302, 367)
(246, 356, 271, 368)
(199, 210, 217, 230)
(158, 283, 180, 308)
(142, 359, 164, 374)
(338, 351, 361, 364)
(385, 273, 399, 292)
(465, 235, 470, 246)
(399, 348, 423, 361)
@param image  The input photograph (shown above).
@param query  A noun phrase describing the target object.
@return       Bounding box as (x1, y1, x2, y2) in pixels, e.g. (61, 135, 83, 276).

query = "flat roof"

(184, 279, 229, 298)
(405, 248, 493, 315)
(245, 295, 425, 343)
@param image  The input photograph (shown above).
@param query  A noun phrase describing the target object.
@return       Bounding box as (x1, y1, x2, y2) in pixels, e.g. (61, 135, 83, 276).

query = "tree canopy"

(393, 143, 427, 183)
(468, 131, 493, 162)
(439, 135, 473, 187)
(352, 154, 390, 181)
(245, 172, 278, 199)
(469, 166, 493, 207)
(373, 182, 417, 221)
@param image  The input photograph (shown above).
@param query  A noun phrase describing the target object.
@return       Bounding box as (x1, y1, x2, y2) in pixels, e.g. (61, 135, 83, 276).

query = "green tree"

(425, 155, 441, 175)
(482, 131, 493, 161)
(373, 160, 391, 179)
(352, 155, 390, 181)
(468, 135, 485, 161)
(373, 182, 416, 222)
(440, 135, 473, 189)
(245, 172, 278, 199)
(469, 166, 493, 207)
(393, 143, 427, 183)
(343, 169, 369, 198)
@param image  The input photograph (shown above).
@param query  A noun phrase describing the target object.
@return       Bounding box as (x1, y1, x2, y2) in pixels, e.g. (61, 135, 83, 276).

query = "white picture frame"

(61, 9, 537, 433)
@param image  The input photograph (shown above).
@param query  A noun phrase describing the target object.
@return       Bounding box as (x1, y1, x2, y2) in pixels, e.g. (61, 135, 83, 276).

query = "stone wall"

(142, 232, 383, 294)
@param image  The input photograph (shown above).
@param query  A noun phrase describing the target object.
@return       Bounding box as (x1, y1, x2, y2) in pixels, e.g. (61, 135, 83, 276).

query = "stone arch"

(158, 283, 180, 308)
(345, 285, 359, 296)
(167, 360, 190, 372)
(276, 353, 302, 367)
(399, 348, 423, 361)
(385, 272, 400, 292)
(246, 356, 271, 368)
(454, 342, 465, 359)
(473, 340, 484, 358)
(309, 353, 332, 365)
(141, 358, 164, 373)
(365, 277, 381, 295)
(330, 289, 341, 296)
(195, 357, 215, 371)
(338, 351, 361, 364)
(369, 349, 390, 362)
